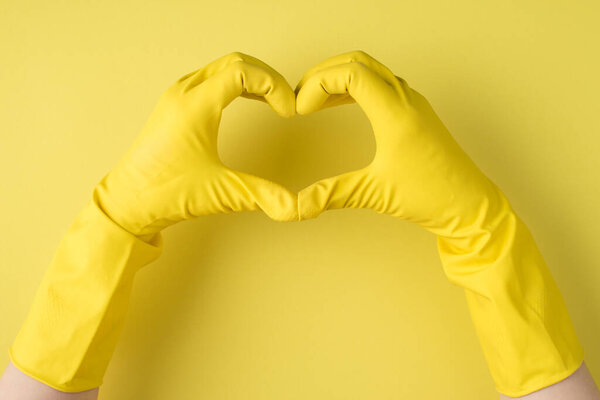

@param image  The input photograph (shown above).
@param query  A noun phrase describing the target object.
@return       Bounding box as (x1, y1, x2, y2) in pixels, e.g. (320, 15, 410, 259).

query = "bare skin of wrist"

(0, 361, 98, 400)
(499, 361, 600, 399)
(1, 358, 598, 399)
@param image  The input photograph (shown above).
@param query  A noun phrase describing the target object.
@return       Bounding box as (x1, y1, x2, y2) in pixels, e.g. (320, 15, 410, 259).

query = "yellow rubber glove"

(9, 52, 298, 392)
(96, 51, 298, 240)
(296, 51, 584, 397)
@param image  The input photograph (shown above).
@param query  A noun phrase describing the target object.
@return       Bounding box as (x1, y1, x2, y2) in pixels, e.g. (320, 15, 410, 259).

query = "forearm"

(499, 361, 600, 400)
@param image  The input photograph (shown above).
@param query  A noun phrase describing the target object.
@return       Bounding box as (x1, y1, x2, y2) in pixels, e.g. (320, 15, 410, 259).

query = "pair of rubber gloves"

(9, 51, 583, 397)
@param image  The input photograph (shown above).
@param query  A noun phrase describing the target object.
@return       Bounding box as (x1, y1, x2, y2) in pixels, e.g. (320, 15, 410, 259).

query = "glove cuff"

(437, 205, 584, 396)
(9, 193, 163, 392)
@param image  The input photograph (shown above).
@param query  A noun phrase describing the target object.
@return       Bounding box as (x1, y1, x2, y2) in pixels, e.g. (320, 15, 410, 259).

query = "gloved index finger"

(186, 57, 296, 118)
(295, 61, 401, 129)
(295, 50, 406, 93)
(179, 52, 286, 89)
(175, 52, 294, 117)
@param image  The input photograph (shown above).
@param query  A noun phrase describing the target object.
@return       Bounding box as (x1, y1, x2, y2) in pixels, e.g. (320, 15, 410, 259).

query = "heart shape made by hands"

(97, 49, 497, 242)
(217, 90, 374, 200)
(212, 50, 497, 241)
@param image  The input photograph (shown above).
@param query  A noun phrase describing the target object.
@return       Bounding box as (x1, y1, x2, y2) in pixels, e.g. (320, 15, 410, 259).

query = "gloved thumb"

(217, 168, 299, 222)
(297, 167, 377, 220)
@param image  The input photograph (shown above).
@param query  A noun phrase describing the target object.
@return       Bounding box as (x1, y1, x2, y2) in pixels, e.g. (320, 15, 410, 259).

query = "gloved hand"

(96, 52, 299, 241)
(9, 52, 298, 392)
(296, 50, 584, 397)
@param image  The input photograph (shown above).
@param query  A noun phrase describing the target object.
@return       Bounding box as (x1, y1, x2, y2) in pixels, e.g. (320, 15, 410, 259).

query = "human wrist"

(93, 172, 162, 241)
(434, 180, 516, 255)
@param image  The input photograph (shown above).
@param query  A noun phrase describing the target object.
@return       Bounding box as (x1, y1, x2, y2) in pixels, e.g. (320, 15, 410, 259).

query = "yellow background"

(1, 0, 599, 398)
